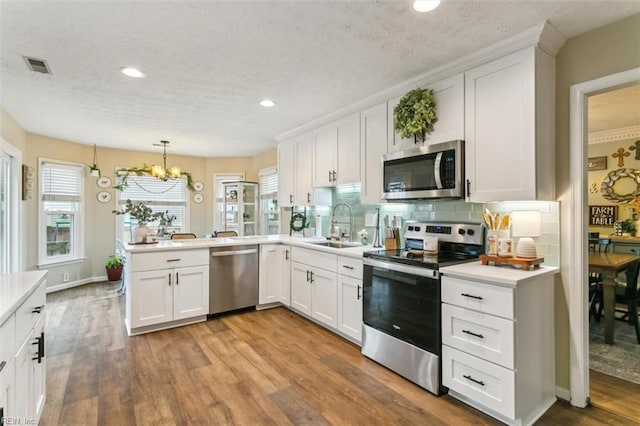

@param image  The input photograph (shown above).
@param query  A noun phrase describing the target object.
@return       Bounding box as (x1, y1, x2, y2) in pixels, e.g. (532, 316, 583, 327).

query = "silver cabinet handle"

(289, 194, 293, 203)
(307, 192, 311, 203)
(332, 170, 336, 182)
(328, 170, 332, 183)
(166, 258, 181, 263)
(306, 270, 310, 282)
(285, 250, 289, 260)
(342, 265, 354, 270)
(310, 271, 314, 283)
(211, 249, 258, 257)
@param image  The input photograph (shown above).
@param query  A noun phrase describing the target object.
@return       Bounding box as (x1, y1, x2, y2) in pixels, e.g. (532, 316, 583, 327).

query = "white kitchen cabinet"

(9, 274, 46, 424)
(259, 244, 291, 306)
(290, 247, 338, 328)
(440, 266, 556, 426)
(277, 138, 296, 207)
(278, 135, 331, 207)
(126, 249, 209, 335)
(387, 73, 465, 153)
(360, 102, 388, 205)
(337, 256, 363, 344)
(312, 113, 360, 187)
(464, 46, 554, 202)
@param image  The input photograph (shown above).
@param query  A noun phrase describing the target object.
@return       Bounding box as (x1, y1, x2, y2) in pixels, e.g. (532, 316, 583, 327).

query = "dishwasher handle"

(211, 248, 257, 257)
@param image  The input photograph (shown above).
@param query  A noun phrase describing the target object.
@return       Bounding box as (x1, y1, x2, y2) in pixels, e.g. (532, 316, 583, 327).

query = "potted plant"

(394, 87, 438, 143)
(106, 253, 125, 282)
(620, 218, 637, 236)
(112, 199, 163, 243)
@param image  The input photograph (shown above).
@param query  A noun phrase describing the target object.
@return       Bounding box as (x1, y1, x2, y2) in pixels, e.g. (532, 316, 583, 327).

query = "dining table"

(588, 251, 640, 344)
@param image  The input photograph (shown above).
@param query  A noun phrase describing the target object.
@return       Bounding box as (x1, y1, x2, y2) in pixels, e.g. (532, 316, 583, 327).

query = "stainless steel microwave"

(382, 140, 464, 201)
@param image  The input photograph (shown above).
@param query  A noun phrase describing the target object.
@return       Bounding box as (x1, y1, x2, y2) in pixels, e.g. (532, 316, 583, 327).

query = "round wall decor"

(97, 176, 112, 188)
(97, 191, 112, 203)
(193, 193, 203, 204)
(193, 181, 204, 191)
(600, 168, 640, 203)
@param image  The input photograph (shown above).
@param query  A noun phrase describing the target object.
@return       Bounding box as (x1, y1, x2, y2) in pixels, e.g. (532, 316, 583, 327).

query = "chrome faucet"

(330, 203, 353, 242)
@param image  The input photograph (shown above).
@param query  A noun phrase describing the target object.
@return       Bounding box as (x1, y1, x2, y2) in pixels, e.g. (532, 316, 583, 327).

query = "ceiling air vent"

(23, 56, 51, 74)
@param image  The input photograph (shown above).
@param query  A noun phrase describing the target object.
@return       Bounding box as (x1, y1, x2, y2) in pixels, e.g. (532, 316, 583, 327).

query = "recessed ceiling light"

(413, 0, 440, 12)
(260, 99, 275, 107)
(120, 67, 145, 78)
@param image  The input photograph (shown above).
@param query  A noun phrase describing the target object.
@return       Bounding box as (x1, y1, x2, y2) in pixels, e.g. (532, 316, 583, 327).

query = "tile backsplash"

(285, 185, 560, 267)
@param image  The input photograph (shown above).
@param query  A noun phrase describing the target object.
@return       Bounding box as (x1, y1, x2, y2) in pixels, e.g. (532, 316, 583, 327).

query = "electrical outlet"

(63, 272, 70, 282)
(365, 213, 377, 227)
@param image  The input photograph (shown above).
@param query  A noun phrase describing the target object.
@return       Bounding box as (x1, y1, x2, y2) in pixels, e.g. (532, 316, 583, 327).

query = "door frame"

(1, 138, 22, 272)
(569, 67, 640, 406)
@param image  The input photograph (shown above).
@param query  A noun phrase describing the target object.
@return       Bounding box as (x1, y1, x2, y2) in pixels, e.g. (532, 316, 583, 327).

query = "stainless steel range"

(361, 221, 484, 395)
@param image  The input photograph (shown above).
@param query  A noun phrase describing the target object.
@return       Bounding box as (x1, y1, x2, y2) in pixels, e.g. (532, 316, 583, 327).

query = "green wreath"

(394, 87, 438, 142)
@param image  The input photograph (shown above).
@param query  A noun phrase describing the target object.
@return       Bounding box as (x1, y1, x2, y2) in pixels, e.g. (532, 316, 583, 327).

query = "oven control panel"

(405, 222, 484, 246)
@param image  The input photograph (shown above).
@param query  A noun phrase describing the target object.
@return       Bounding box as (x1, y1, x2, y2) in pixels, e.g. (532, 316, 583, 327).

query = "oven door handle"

(363, 258, 439, 279)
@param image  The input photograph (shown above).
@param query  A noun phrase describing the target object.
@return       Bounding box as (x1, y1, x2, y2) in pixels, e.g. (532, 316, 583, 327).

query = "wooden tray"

(479, 254, 544, 270)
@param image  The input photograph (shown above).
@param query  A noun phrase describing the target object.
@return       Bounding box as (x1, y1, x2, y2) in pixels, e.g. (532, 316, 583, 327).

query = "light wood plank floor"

(40, 282, 637, 425)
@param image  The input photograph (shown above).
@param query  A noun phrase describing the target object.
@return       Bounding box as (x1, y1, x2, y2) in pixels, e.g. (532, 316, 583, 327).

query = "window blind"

(41, 162, 83, 202)
(259, 168, 278, 198)
(117, 174, 187, 204)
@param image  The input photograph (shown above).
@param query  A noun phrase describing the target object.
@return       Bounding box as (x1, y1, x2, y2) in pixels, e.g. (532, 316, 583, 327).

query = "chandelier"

(151, 140, 181, 180)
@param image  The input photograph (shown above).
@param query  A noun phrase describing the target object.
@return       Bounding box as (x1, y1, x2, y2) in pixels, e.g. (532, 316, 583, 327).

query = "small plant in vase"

(620, 218, 637, 236)
(112, 199, 163, 243)
(106, 254, 125, 282)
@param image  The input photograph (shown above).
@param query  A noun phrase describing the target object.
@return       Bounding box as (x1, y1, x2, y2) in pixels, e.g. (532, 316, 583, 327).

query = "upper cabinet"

(312, 113, 361, 187)
(387, 73, 465, 153)
(277, 138, 296, 207)
(277, 134, 331, 208)
(464, 46, 555, 202)
(360, 102, 388, 205)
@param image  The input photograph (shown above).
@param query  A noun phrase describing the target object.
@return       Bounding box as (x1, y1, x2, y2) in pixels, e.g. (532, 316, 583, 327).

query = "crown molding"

(275, 20, 566, 142)
(588, 125, 640, 144)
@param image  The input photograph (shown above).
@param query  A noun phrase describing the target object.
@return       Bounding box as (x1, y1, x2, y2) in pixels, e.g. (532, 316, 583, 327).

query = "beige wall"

(1, 109, 27, 152)
(9, 124, 275, 288)
(555, 13, 640, 390)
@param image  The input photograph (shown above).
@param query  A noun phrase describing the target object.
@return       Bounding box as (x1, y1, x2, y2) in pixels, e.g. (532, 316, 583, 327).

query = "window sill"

(37, 257, 87, 269)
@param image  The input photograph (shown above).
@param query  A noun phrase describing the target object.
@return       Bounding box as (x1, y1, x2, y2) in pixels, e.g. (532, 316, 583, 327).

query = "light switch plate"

(365, 213, 377, 227)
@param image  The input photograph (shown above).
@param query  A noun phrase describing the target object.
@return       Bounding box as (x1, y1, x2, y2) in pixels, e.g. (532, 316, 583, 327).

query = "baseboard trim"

(555, 386, 571, 402)
(46, 275, 112, 293)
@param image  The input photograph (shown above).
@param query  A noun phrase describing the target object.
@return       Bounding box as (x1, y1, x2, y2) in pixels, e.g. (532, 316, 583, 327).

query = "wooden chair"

(170, 233, 197, 240)
(612, 248, 640, 343)
(214, 230, 238, 237)
(588, 232, 611, 253)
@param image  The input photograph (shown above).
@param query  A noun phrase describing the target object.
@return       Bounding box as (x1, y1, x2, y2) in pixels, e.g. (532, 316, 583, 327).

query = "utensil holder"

(487, 229, 509, 255)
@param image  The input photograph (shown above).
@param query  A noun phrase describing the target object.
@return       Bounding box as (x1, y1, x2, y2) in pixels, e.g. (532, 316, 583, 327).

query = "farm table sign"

(589, 205, 617, 226)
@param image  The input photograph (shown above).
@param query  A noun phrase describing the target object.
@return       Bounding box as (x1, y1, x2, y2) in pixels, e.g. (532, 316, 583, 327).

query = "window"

(39, 159, 84, 266)
(213, 173, 244, 232)
(259, 167, 279, 235)
(1, 140, 21, 273)
(115, 173, 189, 242)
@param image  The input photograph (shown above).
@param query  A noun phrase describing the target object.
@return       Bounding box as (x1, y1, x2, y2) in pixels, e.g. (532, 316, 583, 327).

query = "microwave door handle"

(434, 152, 443, 189)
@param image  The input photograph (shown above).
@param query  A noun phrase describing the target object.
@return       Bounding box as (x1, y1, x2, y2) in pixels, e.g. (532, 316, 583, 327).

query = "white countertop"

(123, 234, 379, 259)
(440, 261, 558, 287)
(0, 270, 47, 325)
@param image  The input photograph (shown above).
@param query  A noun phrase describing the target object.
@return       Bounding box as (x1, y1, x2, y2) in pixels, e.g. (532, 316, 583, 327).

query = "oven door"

(363, 258, 441, 354)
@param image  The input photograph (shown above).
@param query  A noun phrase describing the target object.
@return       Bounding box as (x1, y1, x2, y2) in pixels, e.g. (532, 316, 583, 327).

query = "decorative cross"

(628, 140, 640, 160)
(612, 147, 630, 167)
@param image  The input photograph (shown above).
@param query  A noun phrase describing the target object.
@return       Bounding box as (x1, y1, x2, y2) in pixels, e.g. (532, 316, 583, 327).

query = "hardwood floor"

(590, 370, 640, 423)
(41, 282, 637, 425)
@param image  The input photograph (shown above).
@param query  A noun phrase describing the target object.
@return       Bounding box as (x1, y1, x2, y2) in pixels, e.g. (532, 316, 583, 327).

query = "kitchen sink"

(310, 241, 360, 249)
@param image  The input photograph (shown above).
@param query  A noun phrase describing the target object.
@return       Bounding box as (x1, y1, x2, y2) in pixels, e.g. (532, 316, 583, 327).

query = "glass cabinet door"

(223, 181, 259, 236)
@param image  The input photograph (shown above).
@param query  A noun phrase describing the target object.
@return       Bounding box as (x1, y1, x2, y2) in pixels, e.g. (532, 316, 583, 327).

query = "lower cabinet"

(440, 270, 555, 426)
(259, 244, 291, 306)
(129, 265, 208, 329)
(3, 273, 47, 424)
(126, 249, 209, 335)
(290, 247, 338, 329)
(337, 256, 363, 344)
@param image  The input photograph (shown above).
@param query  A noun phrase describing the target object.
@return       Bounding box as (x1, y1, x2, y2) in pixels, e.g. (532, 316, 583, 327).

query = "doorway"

(568, 67, 640, 413)
(585, 83, 640, 420)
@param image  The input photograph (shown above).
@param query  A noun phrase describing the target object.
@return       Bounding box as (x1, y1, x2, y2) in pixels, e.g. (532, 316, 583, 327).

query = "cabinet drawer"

(442, 303, 514, 369)
(0, 314, 16, 368)
(337, 256, 362, 279)
(292, 247, 337, 272)
(441, 276, 514, 319)
(442, 345, 515, 419)
(130, 249, 209, 272)
(16, 281, 46, 343)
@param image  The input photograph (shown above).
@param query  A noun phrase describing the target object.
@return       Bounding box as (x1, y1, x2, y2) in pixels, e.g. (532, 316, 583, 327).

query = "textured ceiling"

(1, 1, 639, 157)
(588, 84, 640, 133)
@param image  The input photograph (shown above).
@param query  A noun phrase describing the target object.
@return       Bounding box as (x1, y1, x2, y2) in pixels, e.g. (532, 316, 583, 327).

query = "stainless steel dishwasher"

(209, 245, 259, 314)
